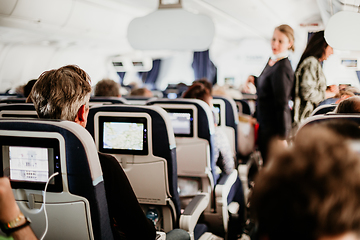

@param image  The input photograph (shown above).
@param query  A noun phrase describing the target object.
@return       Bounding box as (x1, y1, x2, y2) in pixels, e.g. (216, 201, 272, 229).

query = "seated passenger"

(319, 88, 355, 106)
(94, 78, 121, 97)
(335, 96, 360, 113)
(0, 177, 37, 240)
(182, 82, 245, 239)
(325, 84, 339, 99)
(334, 89, 354, 103)
(183, 83, 235, 174)
(251, 125, 360, 240)
(241, 75, 257, 94)
(193, 78, 213, 94)
(27, 65, 156, 240)
(23, 79, 37, 98)
(130, 87, 153, 97)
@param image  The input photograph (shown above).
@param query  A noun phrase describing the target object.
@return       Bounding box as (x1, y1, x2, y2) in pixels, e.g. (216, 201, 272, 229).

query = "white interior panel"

(0, 0, 17, 15)
(11, 0, 73, 25)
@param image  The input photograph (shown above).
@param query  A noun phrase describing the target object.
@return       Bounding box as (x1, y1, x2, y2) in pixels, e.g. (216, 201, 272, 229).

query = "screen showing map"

(98, 116, 148, 155)
(8, 146, 49, 183)
(103, 122, 144, 150)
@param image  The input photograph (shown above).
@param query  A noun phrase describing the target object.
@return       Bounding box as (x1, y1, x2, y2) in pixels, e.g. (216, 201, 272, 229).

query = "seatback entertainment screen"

(0, 136, 62, 192)
(165, 109, 194, 137)
(99, 116, 148, 155)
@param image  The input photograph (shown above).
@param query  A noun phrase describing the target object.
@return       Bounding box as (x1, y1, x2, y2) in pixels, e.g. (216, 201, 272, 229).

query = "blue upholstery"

(0, 98, 27, 104)
(213, 96, 239, 158)
(194, 224, 208, 240)
(90, 97, 127, 104)
(148, 99, 242, 236)
(213, 97, 238, 129)
(234, 99, 251, 115)
(299, 114, 360, 129)
(86, 105, 181, 219)
(0, 119, 113, 240)
(310, 104, 337, 116)
(0, 103, 36, 111)
(123, 96, 153, 101)
(0, 103, 38, 118)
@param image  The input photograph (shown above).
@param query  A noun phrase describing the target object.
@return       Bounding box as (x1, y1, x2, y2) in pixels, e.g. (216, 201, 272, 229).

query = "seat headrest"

(87, 104, 176, 155)
(298, 114, 360, 133)
(147, 98, 215, 142)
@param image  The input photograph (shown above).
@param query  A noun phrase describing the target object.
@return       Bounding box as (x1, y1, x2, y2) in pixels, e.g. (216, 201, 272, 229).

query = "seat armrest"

(156, 231, 166, 240)
(179, 193, 210, 239)
(215, 169, 238, 199)
(214, 169, 238, 232)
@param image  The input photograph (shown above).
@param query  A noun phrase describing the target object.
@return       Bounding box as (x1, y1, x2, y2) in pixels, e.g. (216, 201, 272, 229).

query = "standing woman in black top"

(256, 24, 295, 164)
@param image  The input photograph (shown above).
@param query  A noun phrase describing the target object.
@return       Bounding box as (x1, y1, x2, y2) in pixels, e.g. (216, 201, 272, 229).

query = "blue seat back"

(310, 104, 337, 116)
(298, 114, 360, 133)
(213, 96, 238, 157)
(0, 119, 113, 240)
(86, 104, 180, 231)
(147, 99, 217, 183)
(0, 98, 27, 104)
(0, 103, 38, 118)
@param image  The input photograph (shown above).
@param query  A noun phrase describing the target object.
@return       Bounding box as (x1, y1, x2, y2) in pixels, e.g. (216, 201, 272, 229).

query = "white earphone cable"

(39, 172, 59, 240)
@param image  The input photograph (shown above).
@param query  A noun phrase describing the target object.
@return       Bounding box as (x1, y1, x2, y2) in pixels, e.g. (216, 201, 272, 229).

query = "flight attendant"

(256, 24, 295, 164)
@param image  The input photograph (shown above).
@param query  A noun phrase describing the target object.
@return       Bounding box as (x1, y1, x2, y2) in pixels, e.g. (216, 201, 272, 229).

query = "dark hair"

(335, 96, 360, 113)
(193, 78, 213, 94)
(23, 79, 37, 97)
(296, 31, 328, 71)
(252, 126, 360, 240)
(94, 78, 120, 97)
(182, 83, 211, 105)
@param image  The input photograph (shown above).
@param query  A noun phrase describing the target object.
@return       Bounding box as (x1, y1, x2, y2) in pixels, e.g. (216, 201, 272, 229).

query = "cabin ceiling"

(0, 0, 348, 56)
(118, 0, 323, 40)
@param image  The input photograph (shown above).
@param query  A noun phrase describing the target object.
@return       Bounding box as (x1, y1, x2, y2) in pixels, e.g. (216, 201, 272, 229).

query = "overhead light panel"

(127, 0, 215, 51)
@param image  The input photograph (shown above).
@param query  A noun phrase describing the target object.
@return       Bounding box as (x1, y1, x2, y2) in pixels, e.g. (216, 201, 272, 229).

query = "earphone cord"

(39, 172, 59, 240)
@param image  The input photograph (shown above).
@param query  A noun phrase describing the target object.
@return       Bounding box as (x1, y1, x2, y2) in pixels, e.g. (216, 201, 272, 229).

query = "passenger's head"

(335, 96, 360, 113)
(129, 87, 153, 97)
(23, 79, 37, 98)
(94, 78, 121, 97)
(271, 24, 295, 55)
(193, 78, 213, 94)
(297, 31, 333, 69)
(27, 65, 91, 126)
(252, 126, 360, 240)
(315, 119, 360, 139)
(182, 82, 212, 106)
(344, 86, 360, 95)
(334, 90, 355, 104)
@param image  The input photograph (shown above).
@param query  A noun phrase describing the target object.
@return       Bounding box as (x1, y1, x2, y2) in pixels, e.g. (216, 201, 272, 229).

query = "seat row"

(0, 98, 248, 239)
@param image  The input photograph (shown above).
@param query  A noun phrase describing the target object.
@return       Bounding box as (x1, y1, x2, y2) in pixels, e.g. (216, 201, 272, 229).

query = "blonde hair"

(276, 24, 295, 52)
